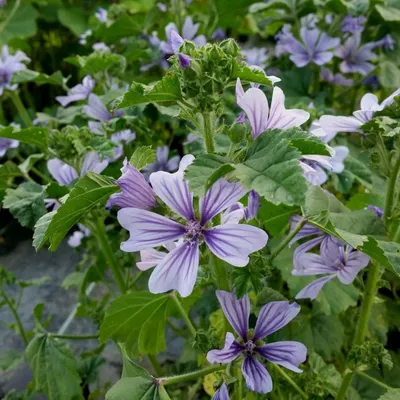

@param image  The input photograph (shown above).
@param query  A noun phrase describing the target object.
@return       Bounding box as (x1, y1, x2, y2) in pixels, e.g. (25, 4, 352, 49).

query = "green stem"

(1, 289, 28, 346)
(159, 364, 225, 386)
(129, 270, 143, 289)
(336, 371, 353, 400)
(312, 66, 320, 96)
(210, 253, 231, 291)
(158, 386, 172, 400)
(272, 363, 308, 400)
(384, 152, 400, 229)
(148, 354, 164, 376)
(355, 371, 393, 391)
(234, 366, 243, 400)
(0, 0, 20, 33)
(202, 112, 216, 153)
(92, 219, 126, 294)
(49, 333, 98, 340)
(170, 291, 197, 337)
(30, 166, 50, 183)
(268, 217, 308, 263)
(9, 90, 32, 127)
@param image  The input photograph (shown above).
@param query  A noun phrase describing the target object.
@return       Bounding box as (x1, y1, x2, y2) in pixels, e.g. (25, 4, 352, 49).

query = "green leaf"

(130, 146, 156, 170)
(45, 182, 70, 199)
(12, 70, 64, 86)
(57, 7, 87, 36)
(99, 292, 171, 356)
(205, 164, 236, 192)
(235, 130, 309, 205)
(96, 15, 141, 44)
(185, 154, 232, 196)
(380, 61, 400, 89)
(3, 183, 47, 228)
(106, 377, 158, 400)
(0, 126, 49, 150)
(0, 161, 23, 180)
(68, 53, 126, 75)
(232, 60, 274, 86)
(25, 334, 83, 400)
(122, 356, 152, 379)
(378, 389, 400, 400)
(19, 154, 44, 174)
(115, 74, 182, 108)
(34, 172, 119, 251)
(376, 5, 400, 22)
(33, 211, 57, 250)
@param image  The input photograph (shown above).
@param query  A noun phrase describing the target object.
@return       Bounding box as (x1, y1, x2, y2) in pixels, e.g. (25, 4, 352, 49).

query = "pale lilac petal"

(295, 275, 336, 300)
(182, 16, 199, 40)
(253, 302, 300, 341)
(244, 190, 260, 220)
(290, 52, 310, 67)
(317, 33, 340, 52)
(148, 241, 199, 297)
(149, 157, 195, 220)
(320, 236, 342, 266)
(170, 30, 185, 53)
(81, 151, 108, 175)
(319, 115, 362, 136)
(204, 224, 268, 267)
(380, 88, 400, 108)
(300, 28, 319, 50)
(257, 341, 307, 372)
(212, 383, 229, 400)
(330, 146, 349, 173)
(337, 249, 369, 284)
(68, 231, 85, 248)
(193, 35, 207, 47)
(236, 78, 245, 102)
(200, 179, 246, 225)
(293, 236, 324, 271)
(47, 159, 78, 185)
(207, 332, 242, 364)
(178, 53, 192, 68)
(84, 94, 112, 121)
(237, 87, 269, 139)
(242, 357, 273, 394)
(216, 290, 250, 340)
(88, 121, 105, 135)
(360, 93, 380, 111)
(289, 217, 322, 246)
(265, 87, 310, 130)
(137, 248, 167, 271)
(222, 207, 245, 224)
(313, 51, 335, 65)
(166, 155, 180, 172)
(301, 155, 333, 170)
(118, 209, 186, 251)
(293, 253, 337, 276)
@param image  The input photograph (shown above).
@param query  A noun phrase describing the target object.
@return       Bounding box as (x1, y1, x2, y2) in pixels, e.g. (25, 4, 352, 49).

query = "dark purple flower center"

(185, 220, 202, 241)
(243, 340, 256, 357)
(0, 68, 11, 85)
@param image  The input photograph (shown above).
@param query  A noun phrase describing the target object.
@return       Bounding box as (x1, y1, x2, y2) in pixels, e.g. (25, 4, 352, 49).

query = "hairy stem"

(170, 291, 197, 337)
(272, 363, 308, 399)
(355, 370, 392, 391)
(384, 152, 400, 229)
(267, 217, 308, 263)
(211, 254, 231, 291)
(202, 112, 216, 153)
(9, 90, 32, 127)
(92, 219, 126, 294)
(49, 333, 98, 340)
(336, 370, 353, 400)
(1, 289, 28, 346)
(148, 354, 164, 376)
(159, 364, 225, 386)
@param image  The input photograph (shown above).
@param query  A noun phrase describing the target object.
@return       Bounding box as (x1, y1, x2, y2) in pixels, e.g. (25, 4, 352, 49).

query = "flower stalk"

(201, 112, 216, 153)
(271, 363, 308, 400)
(49, 333, 98, 340)
(8, 90, 32, 127)
(170, 291, 197, 337)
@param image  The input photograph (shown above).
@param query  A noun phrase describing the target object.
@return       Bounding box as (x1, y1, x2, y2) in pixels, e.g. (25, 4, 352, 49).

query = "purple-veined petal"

(149, 156, 195, 220)
(319, 115, 362, 136)
(83, 94, 112, 122)
(300, 28, 319, 51)
(265, 87, 310, 130)
(236, 78, 245, 102)
(320, 235, 343, 265)
(292, 253, 337, 276)
(166, 155, 180, 172)
(178, 53, 192, 68)
(204, 224, 268, 267)
(293, 236, 325, 272)
(200, 179, 246, 225)
(207, 332, 242, 364)
(118, 208, 186, 251)
(257, 341, 307, 372)
(360, 93, 380, 111)
(242, 357, 273, 394)
(212, 383, 229, 400)
(216, 290, 250, 340)
(253, 302, 300, 341)
(290, 51, 310, 68)
(148, 241, 199, 297)
(47, 159, 78, 185)
(137, 248, 168, 271)
(301, 154, 333, 170)
(222, 206, 245, 224)
(337, 249, 369, 284)
(330, 146, 349, 173)
(170, 30, 185, 53)
(380, 88, 400, 108)
(237, 87, 269, 139)
(80, 151, 108, 176)
(181, 16, 199, 40)
(317, 33, 340, 52)
(295, 274, 336, 300)
(288, 216, 322, 246)
(313, 51, 335, 65)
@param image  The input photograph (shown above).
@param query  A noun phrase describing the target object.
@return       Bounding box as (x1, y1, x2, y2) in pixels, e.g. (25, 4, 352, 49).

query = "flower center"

(185, 220, 202, 242)
(243, 340, 256, 357)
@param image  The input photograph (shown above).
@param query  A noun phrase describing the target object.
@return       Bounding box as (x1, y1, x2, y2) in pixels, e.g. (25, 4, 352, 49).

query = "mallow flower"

(0, 137, 19, 157)
(336, 34, 377, 75)
(293, 240, 369, 300)
(143, 146, 180, 174)
(79, 29, 92, 45)
(207, 291, 307, 394)
(0, 45, 30, 96)
(56, 76, 95, 107)
(222, 190, 260, 224)
(68, 224, 91, 248)
(236, 79, 310, 139)
(283, 27, 340, 67)
(340, 15, 366, 34)
(320, 68, 353, 87)
(95, 7, 108, 23)
(212, 383, 229, 400)
(241, 47, 269, 68)
(320, 88, 400, 137)
(117, 155, 268, 297)
(366, 205, 383, 218)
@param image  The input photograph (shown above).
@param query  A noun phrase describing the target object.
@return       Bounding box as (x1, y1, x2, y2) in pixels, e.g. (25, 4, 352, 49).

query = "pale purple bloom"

(340, 15, 366, 34)
(222, 190, 260, 224)
(300, 14, 317, 29)
(184, 133, 200, 145)
(293, 241, 369, 300)
(143, 146, 180, 174)
(160, 17, 206, 55)
(68, 224, 91, 248)
(178, 53, 192, 68)
(0, 137, 19, 157)
(117, 155, 268, 297)
(92, 42, 110, 52)
(84, 94, 112, 125)
(284, 27, 340, 67)
(212, 383, 229, 400)
(212, 28, 226, 40)
(320, 88, 400, 137)
(374, 34, 395, 51)
(0, 45, 30, 96)
(244, 190, 260, 220)
(366, 205, 383, 218)
(236, 79, 310, 138)
(157, 2, 167, 12)
(207, 291, 306, 394)
(275, 25, 297, 57)
(56, 76, 95, 107)
(47, 151, 108, 185)
(110, 130, 136, 161)
(336, 34, 377, 75)
(0, 0, 7, 7)
(107, 158, 156, 210)
(320, 68, 353, 87)
(79, 30, 92, 45)
(241, 48, 269, 68)
(95, 7, 108, 23)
